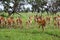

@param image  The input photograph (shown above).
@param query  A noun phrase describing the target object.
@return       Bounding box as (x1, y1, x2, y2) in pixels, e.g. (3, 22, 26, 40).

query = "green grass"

(0, 29, 60, 40)
(0, 12, 60, 40)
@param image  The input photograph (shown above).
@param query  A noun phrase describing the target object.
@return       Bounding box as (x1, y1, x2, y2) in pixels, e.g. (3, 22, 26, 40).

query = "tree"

(2, 0, 20, 16)
(35, 0, 47, 6)
(56, 0, 60, 6)
(2, 0, 10, 12)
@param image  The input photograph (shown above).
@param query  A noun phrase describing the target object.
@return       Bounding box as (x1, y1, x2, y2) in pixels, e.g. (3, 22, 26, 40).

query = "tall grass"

(0, 12, 60, 40)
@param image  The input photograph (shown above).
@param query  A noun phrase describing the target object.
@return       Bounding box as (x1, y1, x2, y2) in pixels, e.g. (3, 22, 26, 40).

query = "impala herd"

(0, 15, 60, 31)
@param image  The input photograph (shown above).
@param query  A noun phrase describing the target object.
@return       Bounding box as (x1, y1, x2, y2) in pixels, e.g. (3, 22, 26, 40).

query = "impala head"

(9, 16, 14, 19)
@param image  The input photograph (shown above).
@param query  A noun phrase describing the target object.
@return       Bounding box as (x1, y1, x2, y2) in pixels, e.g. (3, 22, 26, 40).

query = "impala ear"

(10, 16, 14, 19)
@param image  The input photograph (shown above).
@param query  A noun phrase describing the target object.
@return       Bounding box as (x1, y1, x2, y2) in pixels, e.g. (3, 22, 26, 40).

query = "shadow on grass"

(44, 32, 60, 38)
(20, 30, 44, 34)
(21, 30, 60, 38)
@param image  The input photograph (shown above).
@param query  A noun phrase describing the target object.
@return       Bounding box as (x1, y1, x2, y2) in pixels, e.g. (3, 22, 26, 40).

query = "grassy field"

(0, 12, 60, 40)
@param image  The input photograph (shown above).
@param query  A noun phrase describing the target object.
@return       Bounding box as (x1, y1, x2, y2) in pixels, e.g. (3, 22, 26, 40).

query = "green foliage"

(35, 0, 47, 6)
(56, 0, 60, 6)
